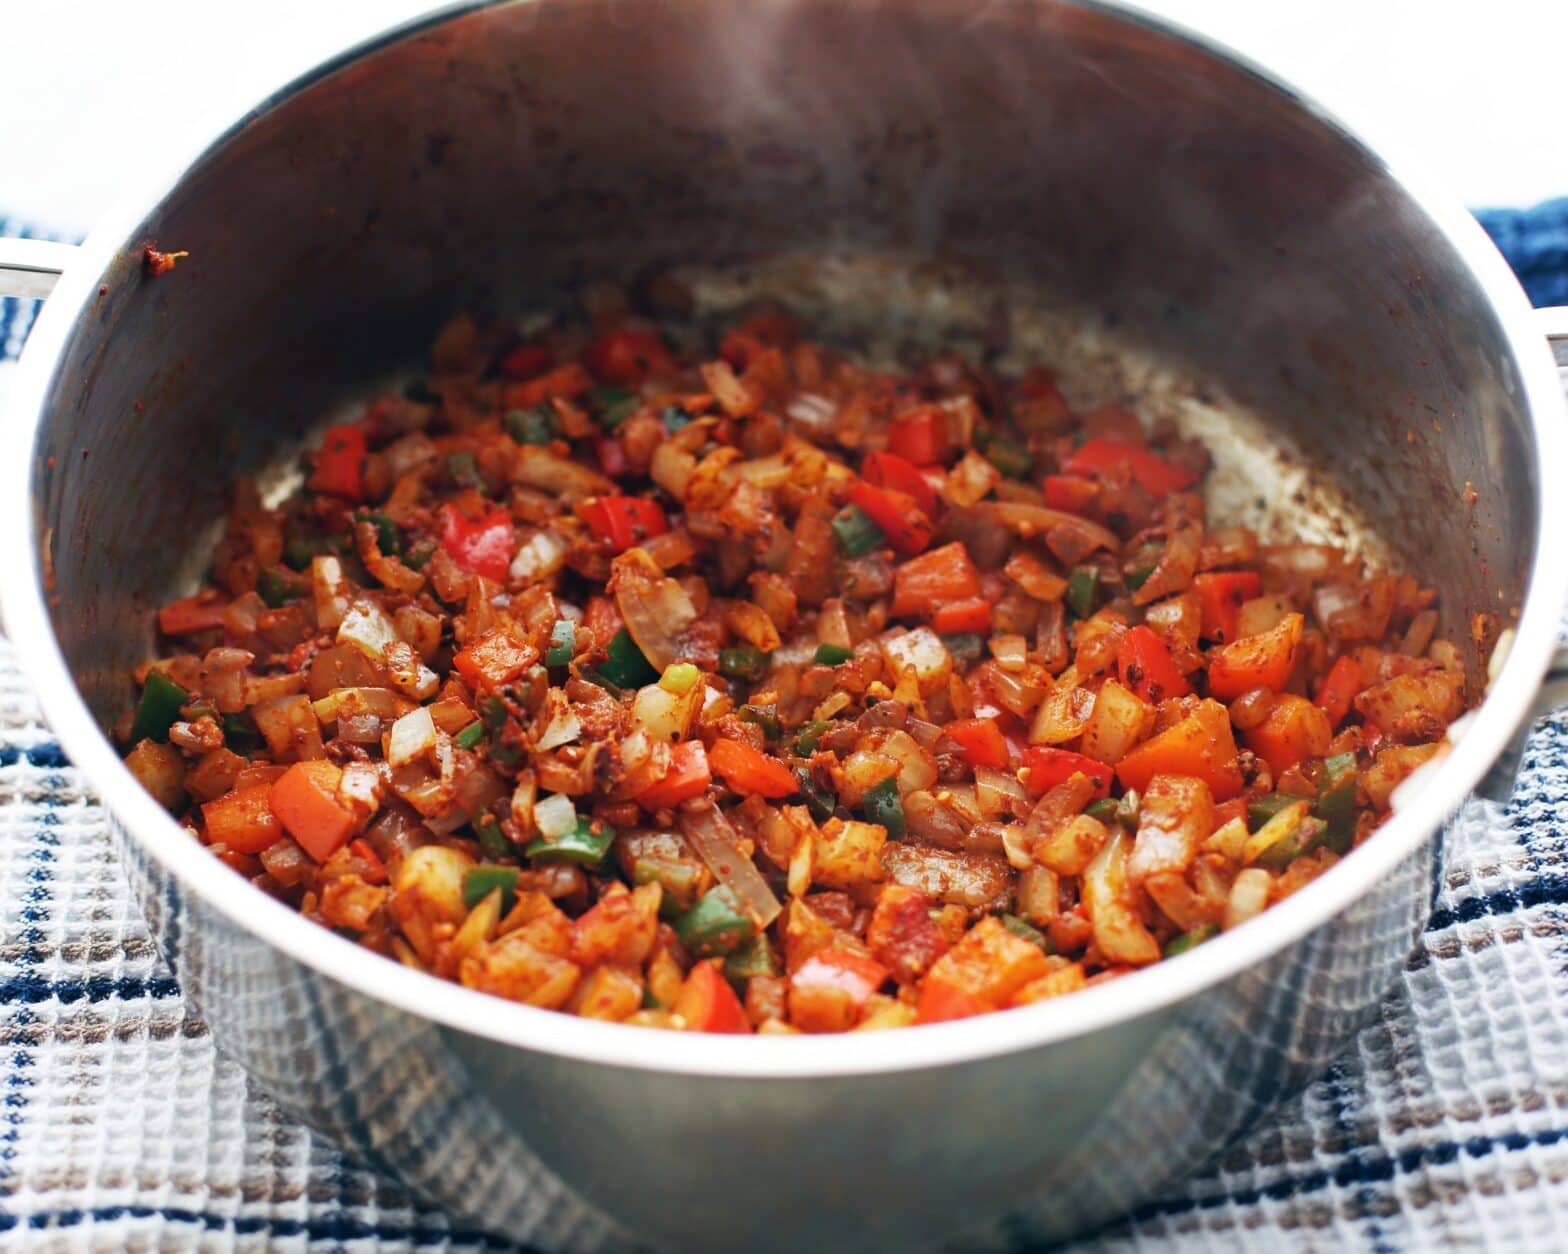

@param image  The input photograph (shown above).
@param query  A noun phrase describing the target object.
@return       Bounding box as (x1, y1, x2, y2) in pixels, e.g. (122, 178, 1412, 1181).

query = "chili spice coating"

(121, 300, 1470, 1034)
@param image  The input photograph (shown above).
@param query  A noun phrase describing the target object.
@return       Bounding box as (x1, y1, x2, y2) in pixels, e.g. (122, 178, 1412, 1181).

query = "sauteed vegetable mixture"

(122, 300, 1471, 1033)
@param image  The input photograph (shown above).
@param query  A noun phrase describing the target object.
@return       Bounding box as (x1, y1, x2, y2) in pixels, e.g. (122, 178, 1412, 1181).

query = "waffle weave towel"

(2, 209, 1567, 1252)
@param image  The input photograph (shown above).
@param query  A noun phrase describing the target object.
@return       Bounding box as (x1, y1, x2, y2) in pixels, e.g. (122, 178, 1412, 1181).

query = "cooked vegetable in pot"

(121, 297, 1472, 1034)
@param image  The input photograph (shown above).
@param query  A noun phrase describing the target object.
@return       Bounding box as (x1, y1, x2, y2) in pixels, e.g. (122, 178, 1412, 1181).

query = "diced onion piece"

(312, 686, 405, 725)
(650, 444, 697, 498)
(510, 530, 568, 584)
(313, 555, 351, 631)
(879, 627, 952, 692)
(338, 761, 384, 818)
(613, 549, 697, 671)
(1224, 867, 1272, 930)
(338, 713, 385, 743)
(536, 690, 584, 750)
(534, 792, 578, 839)
(989, 634, 1029, 673)
(338, 599, 400, 662)
(632, 682, 699, 743)
(974, 764, 1027, 817)
(785, 392, 835, 429)
(388, 706, 437, 768)
(679, 806, 783, 929)
(880, 729, 938, 794)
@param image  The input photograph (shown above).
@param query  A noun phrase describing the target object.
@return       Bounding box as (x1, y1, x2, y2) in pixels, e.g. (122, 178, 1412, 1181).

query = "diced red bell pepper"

(1314, 654, 1364, 728)
(497, 338, 554, 380)
(914, 978, 990, 1025)
(636, 740, 712, 811)
(577, 496, 669, 554)
(1115, 699, 1243, 800)
(157, 593, 229, 636)
(268, 760, 356, 863)
(1020, 746, 1114, 800)
(887, 405, 949, 465)
(862, 450, 939, 517)
(308, 424, 368, 502)
(791, 947, 890, 1006)
(1192, 571, 1262, 644)
(1205, 612, 1303, 701)
(674, 959, 751, 1033)
(1062, 438, 1197, 495)
(1042, 475, 1099, 513)
(348, 838, 388, 885)
(719, 330, 767, 370)
(891, 542, 982, 618)
(501, 363, 593, 410)
(709, 737, 798, 799)
(582, 595, 624, 651)
(584, 326, 676, 385)
(1245, 693, 1332, 778)
(943, 717, 1012, 769)
(929, 598, 993, 635)
(201, 783, 282, 854)
(847, 481, 933, 557)
(1116, 625, 1193, 703)
(453, 624, 539, 691)
(438, 504, 516, 582)
(596, 436, 631, 479)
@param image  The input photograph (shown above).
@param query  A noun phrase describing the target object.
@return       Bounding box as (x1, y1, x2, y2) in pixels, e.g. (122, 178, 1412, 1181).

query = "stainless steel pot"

(4, 2, 1568, 1249)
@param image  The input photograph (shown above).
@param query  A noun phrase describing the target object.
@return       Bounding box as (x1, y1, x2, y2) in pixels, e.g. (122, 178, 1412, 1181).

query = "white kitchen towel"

(5, 214, 1568, 1251)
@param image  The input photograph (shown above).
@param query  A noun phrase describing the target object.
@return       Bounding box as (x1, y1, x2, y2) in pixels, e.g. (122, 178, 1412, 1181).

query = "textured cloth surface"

(2, 208, 1568, 1252)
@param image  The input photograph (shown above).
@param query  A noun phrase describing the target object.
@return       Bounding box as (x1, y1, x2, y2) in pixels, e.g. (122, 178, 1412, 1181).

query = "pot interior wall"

(32, 0, 1534, 726)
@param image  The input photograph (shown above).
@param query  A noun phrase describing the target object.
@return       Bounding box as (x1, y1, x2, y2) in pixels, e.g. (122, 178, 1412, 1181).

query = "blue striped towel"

(2, 208, 1568, 1251)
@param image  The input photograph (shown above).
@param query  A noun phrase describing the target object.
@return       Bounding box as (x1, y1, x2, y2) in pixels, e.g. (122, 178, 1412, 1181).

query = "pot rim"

(4, 0, 1564, 1080)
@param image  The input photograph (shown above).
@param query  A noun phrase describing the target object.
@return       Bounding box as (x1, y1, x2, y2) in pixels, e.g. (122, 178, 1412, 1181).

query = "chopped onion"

(632, 682, 698, 743)
(339, 761, 384, 816)
(510, 530, 568, 584)
(1224, 867, 1272, 930)
(338, 599, 399, 662)
(313, 555, 351, 631)
(312, 686, 405, 725)
(785, 391, 835, 429)
(975, 764, 1027, 818)
(536, 691, 583, 750)
(679, 806, 782, 929)
(613, 550, 697, 670)
(989, 634, 1029, 673)
(338, 712, 385, 743)
(650, 444, 697, 497)
(534, 792, 578, 839)
(879, 627, 952, 691)
(388, 706, 437, 767)
(985, 501, 1120, 553)
(512, 445, 612, 501)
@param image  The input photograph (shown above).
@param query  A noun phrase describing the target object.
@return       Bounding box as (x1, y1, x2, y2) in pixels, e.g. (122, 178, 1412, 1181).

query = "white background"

(3, 0, 1568, 236)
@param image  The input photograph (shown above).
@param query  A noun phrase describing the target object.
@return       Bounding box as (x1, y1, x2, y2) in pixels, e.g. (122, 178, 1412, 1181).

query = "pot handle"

(1541, 305, 1568, 366)
(0, 238, 79, 301)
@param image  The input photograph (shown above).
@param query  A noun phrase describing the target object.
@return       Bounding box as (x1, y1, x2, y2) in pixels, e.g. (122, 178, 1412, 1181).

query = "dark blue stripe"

(0, 743, 72, 769)
(0, 1203, 522, 1249)
(1130, 1122, 1568, 1225)
(0, 974, 182, 1005)
(1424, 875, 1568, 932)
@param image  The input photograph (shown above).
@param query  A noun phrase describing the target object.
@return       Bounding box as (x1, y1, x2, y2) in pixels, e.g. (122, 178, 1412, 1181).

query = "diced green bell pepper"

(987, 438, 1035, 479)
(1065, 566, 1100, 619)
(545, 619, 576, 667)
(1313, 752, 1359, 854)
(831, 504, 884, 557)
(504, 406, 556, 446)
(130, 670, 190, 745)
(255, 568, 301, 608)
(813, 642, 853, 665)
(739, 704, 781, 742)
(446, 450, 484, 490)
(475, 817, 510, 861)
(525, 817, 617, 866)
(941, 632, 985, 665)
(862, 776, 906, 838)
(454, 721, 486, 751)
(718, 645, 770, 683)
(1247, 792, 1302, 831)
(1164, 922, 1218, 957)
(462, 864, 520, 914)
(598, 629, 658, 689)
(1001, 913, 1050, 950)
(723, 933, 779, 981)
(794, 719, 834, 756)
(674, 886, 755, 957)
(794, 765, 838, 823)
